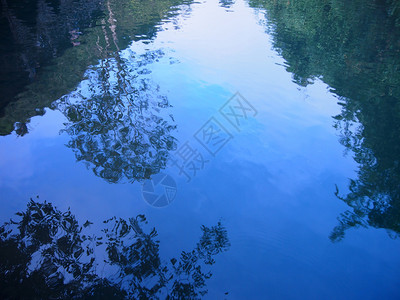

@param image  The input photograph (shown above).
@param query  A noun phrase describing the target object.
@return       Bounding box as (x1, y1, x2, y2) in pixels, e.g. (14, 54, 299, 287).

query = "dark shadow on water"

(0, 198, 230, 299)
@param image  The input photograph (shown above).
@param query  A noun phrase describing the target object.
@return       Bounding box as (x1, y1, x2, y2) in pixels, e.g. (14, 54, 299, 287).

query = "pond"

(0, 0, 400, 298)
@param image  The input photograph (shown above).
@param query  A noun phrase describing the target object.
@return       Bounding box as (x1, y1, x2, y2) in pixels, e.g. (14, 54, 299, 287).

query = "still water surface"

(1, 0, 400, 298)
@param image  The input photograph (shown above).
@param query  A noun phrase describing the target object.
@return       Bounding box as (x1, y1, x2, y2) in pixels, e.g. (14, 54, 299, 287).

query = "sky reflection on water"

(1, 0, 400, 298)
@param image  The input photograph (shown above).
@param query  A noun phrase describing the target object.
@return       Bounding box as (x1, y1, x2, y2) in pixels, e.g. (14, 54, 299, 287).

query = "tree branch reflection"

(57, 47, 177, 183)
(0, 198, 230, 299)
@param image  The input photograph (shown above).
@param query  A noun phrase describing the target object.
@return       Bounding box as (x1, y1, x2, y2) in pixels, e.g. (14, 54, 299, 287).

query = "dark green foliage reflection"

(0, 0, 191, 136)
(248, 0, 400, 241)
(0, 198, 230, 299)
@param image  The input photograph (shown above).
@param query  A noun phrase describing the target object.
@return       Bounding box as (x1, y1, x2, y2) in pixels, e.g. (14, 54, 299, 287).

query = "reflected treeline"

(0, 198, 230, 299)
(0, 0, 103, 122)
(0, 0, 192, 136)
(248, 0, 400, 241)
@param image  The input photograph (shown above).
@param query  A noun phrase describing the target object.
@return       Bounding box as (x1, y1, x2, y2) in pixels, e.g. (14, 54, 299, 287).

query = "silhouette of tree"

(0, 198, 230, 299)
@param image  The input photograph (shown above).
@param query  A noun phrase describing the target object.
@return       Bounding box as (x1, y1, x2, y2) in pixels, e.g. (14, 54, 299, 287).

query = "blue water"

(1, 0, 399, 298)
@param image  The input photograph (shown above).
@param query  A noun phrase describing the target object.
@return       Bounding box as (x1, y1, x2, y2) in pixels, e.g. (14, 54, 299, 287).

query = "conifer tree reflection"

(0, 198, 230, 299)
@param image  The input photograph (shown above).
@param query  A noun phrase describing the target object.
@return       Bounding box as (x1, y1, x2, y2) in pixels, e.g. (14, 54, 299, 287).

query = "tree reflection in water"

(56, 48, 177, 183)
(219, 0, 235, 9)
(0, 0, 103, 116)
(0, 198, 230, 299)
(52, 0, 179, 183)
(248, 0, 400, 242)
(0, 0, 192, 137)
(329, 94, 400, 242)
